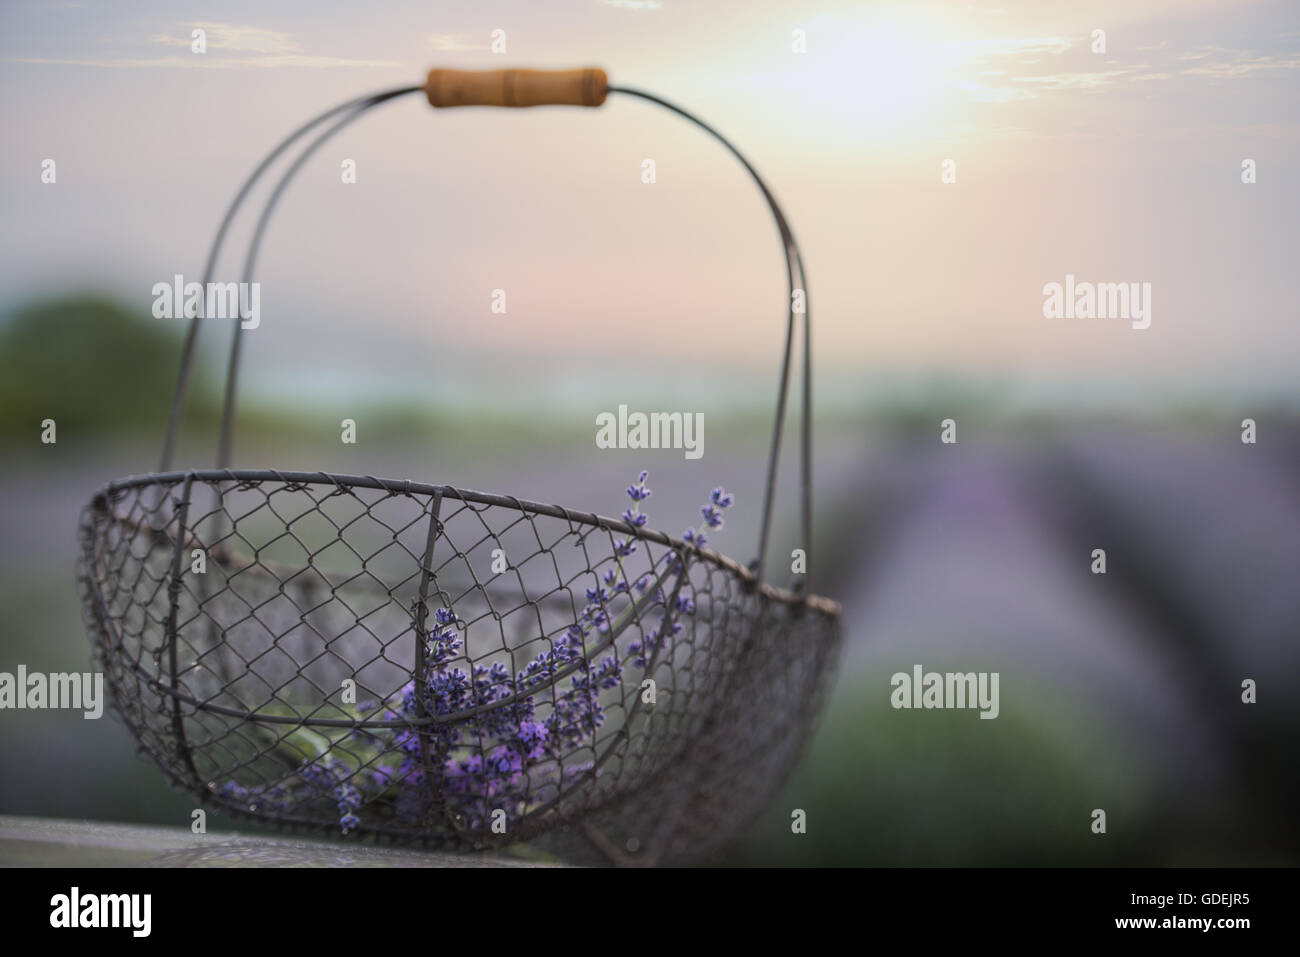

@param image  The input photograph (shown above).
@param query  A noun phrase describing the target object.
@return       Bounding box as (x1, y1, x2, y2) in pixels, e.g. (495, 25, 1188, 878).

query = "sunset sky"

(1, 0, 1296, 412)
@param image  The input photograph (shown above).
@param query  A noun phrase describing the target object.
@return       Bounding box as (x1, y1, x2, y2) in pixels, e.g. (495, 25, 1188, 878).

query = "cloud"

(955, 79, 1031, 103)
(6, 23, 395, 69)
(1012, 69, 1134, 90)
(951, 33, 1300, 104)
(1175, 46, 1223, 61)
(1182, 54, 1300, 78)
(1166, 44, 1300, 77)
(427, 33, 489, 52)
(6, 53, 397, 69)
(151, 23, 301, 54)
(961, 36, 1074, 60)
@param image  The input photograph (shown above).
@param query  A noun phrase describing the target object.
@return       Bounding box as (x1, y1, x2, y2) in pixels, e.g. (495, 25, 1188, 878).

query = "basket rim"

(86, 467, 842, 616)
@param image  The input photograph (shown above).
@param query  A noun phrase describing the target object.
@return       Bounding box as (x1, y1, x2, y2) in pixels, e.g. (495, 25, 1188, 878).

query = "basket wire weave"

(77, 78, 842, 865)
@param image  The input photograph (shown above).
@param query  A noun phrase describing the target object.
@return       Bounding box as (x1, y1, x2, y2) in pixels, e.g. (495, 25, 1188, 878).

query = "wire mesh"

(78, 470, 841, 860)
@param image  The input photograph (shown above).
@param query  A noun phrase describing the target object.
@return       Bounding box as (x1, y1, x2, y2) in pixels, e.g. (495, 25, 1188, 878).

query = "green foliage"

(721, 669, 1154, 866)
(0, 296, 214, 437)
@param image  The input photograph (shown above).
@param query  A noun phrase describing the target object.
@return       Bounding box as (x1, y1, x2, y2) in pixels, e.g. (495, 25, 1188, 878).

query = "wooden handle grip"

(425, 68, 608, 108)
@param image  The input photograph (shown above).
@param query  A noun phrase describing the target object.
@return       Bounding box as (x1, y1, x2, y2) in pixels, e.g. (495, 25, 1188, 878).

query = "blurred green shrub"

(0, 296, 215, 437)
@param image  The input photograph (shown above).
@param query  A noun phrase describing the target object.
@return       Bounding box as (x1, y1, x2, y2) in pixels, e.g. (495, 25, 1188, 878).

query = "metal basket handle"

(157, 67, 816, 592)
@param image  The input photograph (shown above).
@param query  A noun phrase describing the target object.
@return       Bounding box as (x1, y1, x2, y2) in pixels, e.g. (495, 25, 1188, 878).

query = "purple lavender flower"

(626, 471, 652, 502)
(221, 470, 732, 838)
(701, 504, 725, 529)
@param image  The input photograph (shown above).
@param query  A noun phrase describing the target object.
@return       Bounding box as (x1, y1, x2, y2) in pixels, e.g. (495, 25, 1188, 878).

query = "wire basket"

(77, 68, 842, 865)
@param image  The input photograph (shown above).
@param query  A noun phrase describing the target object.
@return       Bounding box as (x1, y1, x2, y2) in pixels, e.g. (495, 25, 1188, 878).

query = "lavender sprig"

(220, 471, 733, 837)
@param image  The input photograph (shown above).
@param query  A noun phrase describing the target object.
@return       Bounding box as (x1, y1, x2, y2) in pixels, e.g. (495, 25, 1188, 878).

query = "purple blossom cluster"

(372, 603, 623, 829)
(626, 475, 733, 668)
(218, 472, 733, 836)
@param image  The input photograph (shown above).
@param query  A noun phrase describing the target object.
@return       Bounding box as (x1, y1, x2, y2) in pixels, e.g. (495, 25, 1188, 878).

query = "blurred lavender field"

(732, 419, 1300, 865)
(3, 369, 1296, 863)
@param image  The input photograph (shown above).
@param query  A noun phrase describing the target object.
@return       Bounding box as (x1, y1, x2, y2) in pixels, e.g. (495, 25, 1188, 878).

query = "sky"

(1, 0, 1297, 412)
